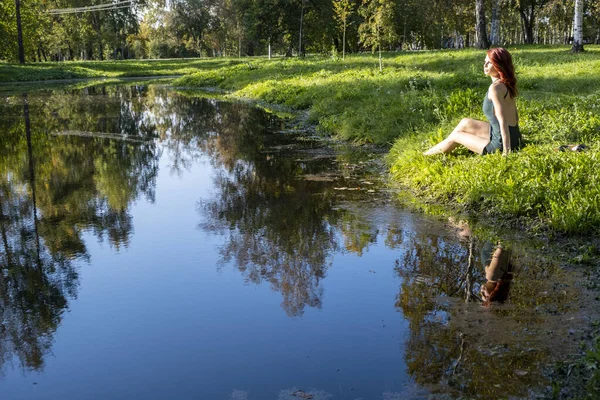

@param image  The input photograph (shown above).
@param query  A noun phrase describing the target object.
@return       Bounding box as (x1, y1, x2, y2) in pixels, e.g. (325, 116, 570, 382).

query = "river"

(0, 84, 594, 399)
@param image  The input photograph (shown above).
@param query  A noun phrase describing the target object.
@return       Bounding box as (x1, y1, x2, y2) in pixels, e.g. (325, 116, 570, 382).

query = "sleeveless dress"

(482, 88, 522, 154)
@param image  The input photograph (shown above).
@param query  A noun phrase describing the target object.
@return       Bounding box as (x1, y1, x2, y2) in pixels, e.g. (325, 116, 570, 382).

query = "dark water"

(0, 85, 592, 399)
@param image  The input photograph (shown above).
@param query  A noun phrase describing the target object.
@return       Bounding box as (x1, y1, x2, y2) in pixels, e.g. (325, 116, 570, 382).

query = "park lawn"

(3, 46, 600, 234)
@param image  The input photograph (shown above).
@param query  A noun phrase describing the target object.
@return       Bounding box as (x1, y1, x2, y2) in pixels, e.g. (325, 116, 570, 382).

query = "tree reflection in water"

(0, 87, 159, 374)
(196, 101, 341, 317)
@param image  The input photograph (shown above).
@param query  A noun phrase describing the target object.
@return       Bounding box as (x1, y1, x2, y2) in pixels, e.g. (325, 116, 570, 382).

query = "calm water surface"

(0, 85, 591, 399)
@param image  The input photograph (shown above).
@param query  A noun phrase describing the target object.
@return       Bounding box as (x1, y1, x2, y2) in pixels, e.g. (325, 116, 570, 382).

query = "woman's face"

(484, 56, 498, 77)
(480, 281, 495, 300)
(480, 286, 489, 300)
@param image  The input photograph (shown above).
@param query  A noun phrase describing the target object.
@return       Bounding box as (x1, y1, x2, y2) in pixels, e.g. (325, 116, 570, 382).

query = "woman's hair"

(482, 262, 513, 308)
(487, 47, 518, 98)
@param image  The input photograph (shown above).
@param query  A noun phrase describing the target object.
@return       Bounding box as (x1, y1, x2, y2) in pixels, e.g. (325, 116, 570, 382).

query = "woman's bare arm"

(489, 84, 511, 155)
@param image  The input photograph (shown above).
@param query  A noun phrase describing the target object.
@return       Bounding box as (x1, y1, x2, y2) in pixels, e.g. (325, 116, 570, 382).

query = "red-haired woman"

(480, 245, 513, 307)
(424, 48, 522, 156)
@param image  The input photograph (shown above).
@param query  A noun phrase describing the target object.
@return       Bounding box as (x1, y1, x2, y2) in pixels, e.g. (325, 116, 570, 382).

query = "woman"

(480, 245, 513, 307)
(424, 48, 522, 156)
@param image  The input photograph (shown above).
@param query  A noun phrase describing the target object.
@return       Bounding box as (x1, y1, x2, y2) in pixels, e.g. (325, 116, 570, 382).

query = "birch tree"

(332, 0, 353, 60)
(358, 0, 398, 71)
(490, 0, 501, 45)
(572, 0, 584, 52)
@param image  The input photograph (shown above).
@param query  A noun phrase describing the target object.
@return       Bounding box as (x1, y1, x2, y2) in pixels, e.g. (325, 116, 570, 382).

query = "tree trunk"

(298, 0, 305, 57)
(15, 0, 25, 63)
(23, 94, 42, 269)
(572, 0, 584, 52)
(518, 5, 535, 44)
(342, 20, 346, 60)
(238, 21, 242, 57)
(490, 0, 500, 45)
(0, 198, 12, 266)
(403, 14, 407, 48)
(475, 0, 490, 49)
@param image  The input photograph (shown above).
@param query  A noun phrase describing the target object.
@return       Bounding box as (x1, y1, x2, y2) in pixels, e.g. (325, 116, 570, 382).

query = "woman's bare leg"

(424, 118, 490, 155)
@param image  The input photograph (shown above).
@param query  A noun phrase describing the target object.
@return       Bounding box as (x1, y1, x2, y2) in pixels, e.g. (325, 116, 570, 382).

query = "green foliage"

(358, 0, 398, 57)
(3, 0, 600, 62)
(332, 0, 354, 32)
(586, 336, 600, 397)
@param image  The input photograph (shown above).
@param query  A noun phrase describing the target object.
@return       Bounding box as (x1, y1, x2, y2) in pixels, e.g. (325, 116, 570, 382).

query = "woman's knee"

(459, 118, 479, 129)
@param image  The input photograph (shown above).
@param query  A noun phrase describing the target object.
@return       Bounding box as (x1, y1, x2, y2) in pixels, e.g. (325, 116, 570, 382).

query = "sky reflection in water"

(0, 85, 587, 399)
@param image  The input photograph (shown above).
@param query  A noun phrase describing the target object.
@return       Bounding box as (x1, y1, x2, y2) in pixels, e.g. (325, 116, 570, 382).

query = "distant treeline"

(1, 0, 599, 62)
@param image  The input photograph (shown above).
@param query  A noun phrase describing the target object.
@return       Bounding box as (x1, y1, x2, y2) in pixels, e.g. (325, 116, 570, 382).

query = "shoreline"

(2, 47, 599, 237)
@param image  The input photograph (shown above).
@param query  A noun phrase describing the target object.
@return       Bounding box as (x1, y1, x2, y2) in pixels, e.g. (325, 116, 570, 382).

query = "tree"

(358, 0, 398, 71)
(572, 0, 584, 52)
(513, 0, 547, 44)
(490, 0, 501, 45)
(332, 0, 354, 59)
(475, 0, 490, 48)
(172, 0, 212, 56)
(15, 0, 24, 63)
(247, 0, 284, 58)
(299, 0, 307, 56)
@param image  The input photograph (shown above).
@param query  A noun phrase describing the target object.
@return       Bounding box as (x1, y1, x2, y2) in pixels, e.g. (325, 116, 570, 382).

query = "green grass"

(3, 46, 600, 234)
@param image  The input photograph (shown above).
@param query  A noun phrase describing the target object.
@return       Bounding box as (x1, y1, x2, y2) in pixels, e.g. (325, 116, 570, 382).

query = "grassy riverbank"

(173, 45, 600, 235)
(3, 46, 599, 234)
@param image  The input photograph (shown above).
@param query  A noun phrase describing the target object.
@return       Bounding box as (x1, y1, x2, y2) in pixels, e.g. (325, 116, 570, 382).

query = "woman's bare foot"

(423, 144, 443, 155)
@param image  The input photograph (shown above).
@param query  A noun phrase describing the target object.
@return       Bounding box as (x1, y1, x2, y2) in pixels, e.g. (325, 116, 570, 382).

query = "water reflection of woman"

(480, 245, 513, 307)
